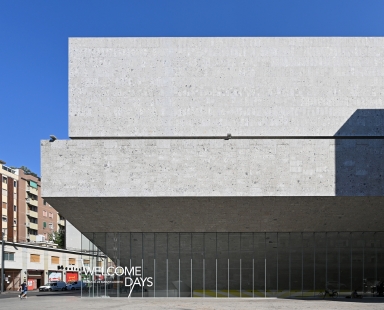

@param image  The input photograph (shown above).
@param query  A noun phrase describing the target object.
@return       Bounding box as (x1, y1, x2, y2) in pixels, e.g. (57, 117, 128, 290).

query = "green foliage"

(48, 230, 66, 249)
(19, 166, 39, 178)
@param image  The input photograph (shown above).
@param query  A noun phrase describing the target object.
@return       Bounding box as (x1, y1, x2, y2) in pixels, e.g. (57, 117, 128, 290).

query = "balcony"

(2, 165, 15, 174)
(58, 219, 65, 226)
(28, 222, 38, 230)
(27, 209, 38, 218)
(26, 198, 38, 207)
(28, 234, 36, 242)
(26, 186, 38, 195)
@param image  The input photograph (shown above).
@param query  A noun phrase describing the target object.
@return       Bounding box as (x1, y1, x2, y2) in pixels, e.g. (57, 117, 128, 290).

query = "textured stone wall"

(41, 38, 384, 246)
(41, 138, 384, 197)
(69, 37, 384, 137)
(41, 139, 337, 197)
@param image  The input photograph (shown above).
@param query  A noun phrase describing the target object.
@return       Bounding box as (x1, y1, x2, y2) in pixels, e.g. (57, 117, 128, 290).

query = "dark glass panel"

(167, 233, 179, 297)
(265, 232, 277, 297)
(205, 233, 217, 296)
(377, 232, 384, 294)
(216, 233, 229, 297)
(192, 233, 204, 297)
(290, 233, 302, 297)
(143, 233, 155, 297)
(254, 233, 266, 297)
(314, 233, 326, 295)
(130, 233, 143, 297)
(229, 233, 241, 297)
(240, 233, 253, 297)
(180, 233, 192, 297)
(363, 232, 377, 295)
(277, 233, 290, 297)
(154, 233, 167, 296)
(351, 232, 364, 293)
(118, 233, 131, 297)
(339, 232, 351, 295)
(302, 233, 315, 296)
(326, 232, 339, 294)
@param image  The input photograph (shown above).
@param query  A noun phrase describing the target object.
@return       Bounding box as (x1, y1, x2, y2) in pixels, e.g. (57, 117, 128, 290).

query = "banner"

(48, 271, 62, 282)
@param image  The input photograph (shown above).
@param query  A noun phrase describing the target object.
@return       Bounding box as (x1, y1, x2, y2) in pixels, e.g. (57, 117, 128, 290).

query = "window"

(43, 210, 47, 217)
(13, 205, 16, 212)
(30, 254, 40, 262)
(69, 258, 76, 265)
(2, 189, 7, 196)
(49, 223, 53, 229)
(2, 176, 7, 184)
(2, 202, 6, 209)
(49, 212, 53, 218)
(96, 261, 102, 267)
(13, 180, 16, 187)
(29, 181, 38, 189)
(51, 256, 59, 264)
(43, 200, 46, 205)
(28, 229, 38, 235)
(4, 252, 14, 261)
(43, 221, 47, 228)
(83, 259, 90, 267)
(2, 216, 6, 222)
(13, 219, 16, 225)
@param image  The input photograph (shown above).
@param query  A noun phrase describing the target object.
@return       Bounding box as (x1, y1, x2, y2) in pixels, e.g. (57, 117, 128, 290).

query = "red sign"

(27, 279, 36, 291)
(66, 272, 78, 283)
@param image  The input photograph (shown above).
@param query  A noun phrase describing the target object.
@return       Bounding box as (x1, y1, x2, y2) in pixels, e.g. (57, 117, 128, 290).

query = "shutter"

(30, 254, 40, 262)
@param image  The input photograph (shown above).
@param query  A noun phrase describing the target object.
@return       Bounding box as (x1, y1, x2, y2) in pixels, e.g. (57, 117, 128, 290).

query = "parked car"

(66, 280, 87, 290)
(39, 281, 67, 291)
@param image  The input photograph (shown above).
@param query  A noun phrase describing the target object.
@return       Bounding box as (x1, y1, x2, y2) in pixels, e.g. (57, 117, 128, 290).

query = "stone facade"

(41, 38, 384, 297)
(42, 138, 384, 197)
(69, 38, 384, 138)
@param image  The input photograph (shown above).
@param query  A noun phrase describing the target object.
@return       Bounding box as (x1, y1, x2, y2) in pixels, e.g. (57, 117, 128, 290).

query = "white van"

(39, 281, 67, 291)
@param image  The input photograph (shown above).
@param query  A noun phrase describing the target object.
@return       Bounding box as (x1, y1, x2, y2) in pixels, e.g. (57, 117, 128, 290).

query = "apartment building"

(18, 169, 61, 242)
(0, 163, 18, 243)
(0, 163, 65, 243)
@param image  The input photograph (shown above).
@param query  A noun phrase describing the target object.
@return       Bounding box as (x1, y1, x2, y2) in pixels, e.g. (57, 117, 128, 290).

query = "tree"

(19, 166, 39, 178)
(48, 230, 66, 249)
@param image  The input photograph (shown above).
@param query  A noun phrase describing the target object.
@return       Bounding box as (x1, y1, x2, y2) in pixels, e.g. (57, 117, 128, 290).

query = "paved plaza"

(1, 293, 384, 310)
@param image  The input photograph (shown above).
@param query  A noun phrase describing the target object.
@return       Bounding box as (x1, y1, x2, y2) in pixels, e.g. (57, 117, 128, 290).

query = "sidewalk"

(1, 295, 384, 310)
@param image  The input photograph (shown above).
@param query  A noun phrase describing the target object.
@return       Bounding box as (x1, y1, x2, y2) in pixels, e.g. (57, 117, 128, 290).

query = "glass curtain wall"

(80, 232, 384, 298)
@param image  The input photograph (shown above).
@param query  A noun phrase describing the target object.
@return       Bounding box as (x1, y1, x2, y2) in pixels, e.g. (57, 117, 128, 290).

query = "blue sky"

(1, 1, 384, 176)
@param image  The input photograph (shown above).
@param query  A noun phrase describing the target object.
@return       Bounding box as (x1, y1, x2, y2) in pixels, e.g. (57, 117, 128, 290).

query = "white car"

(66, 281, 87, 290)
(39, 281, 67, 291)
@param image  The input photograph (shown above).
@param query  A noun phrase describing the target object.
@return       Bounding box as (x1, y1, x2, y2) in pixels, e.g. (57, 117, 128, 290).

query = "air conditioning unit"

(36, 235, 46, 242)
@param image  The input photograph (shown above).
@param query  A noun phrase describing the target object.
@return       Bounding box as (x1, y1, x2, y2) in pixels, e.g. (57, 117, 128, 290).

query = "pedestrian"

(18, 281, 28, 299)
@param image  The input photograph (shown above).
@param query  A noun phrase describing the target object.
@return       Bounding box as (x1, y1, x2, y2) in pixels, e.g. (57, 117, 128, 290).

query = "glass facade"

(80, 232, 384, 298)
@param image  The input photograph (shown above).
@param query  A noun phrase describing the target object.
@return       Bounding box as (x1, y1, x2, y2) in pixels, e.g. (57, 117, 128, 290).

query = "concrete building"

(41, 38, 384, 297)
